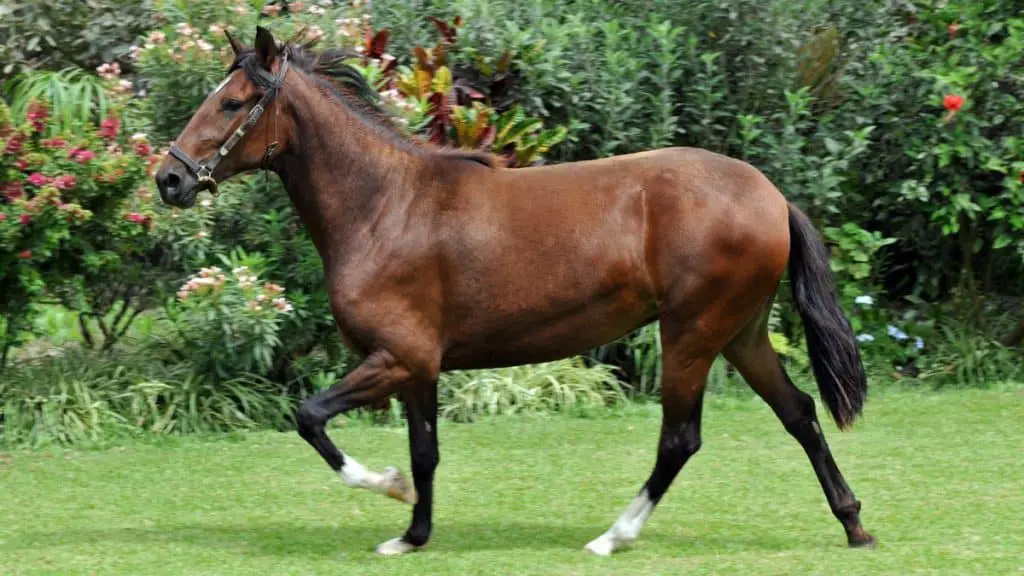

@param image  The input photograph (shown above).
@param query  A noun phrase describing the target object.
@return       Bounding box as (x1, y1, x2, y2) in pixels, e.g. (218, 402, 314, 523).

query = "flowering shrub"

(0, 98, 164, 367)
(163, 259, 297, 380)
(134, 0, 363, 141)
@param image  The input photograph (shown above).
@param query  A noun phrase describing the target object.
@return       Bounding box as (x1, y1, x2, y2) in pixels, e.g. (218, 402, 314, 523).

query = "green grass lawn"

(1, 388, 1022, 575)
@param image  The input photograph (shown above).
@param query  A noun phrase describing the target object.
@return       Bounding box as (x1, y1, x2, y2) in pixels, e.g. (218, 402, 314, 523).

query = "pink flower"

(99, 116, 121, 140)
(0, 213, 6, 222)
(290, 1, 305, 12)
(96, 62, 121, 80)
(26, 101, 48, 133)
(41, 137, 67, 149)
(262, 4, 281, 16)
(19, 213, 31, 226)
(107, 143, 123, 156)
(148, 31, 166, 44)
(4, 135, 23, 155)
(124, 212, 151, 227)
(26, 173, 50, 187)
(3, 182, 24, 200)
(15, 158, 29, 171)
(53, 175, 77, 190)
(18, 249, 31, 259)
(69, 148, 96, 163)
(134, 141, 152, 156)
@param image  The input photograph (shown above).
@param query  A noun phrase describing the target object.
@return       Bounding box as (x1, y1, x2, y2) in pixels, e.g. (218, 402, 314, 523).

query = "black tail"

(787, 203, 867, 430)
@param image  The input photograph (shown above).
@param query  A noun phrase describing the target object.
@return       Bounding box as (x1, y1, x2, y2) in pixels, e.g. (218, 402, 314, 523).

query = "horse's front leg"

(295, 349, 419, 506)
(377, 384, 439, 555)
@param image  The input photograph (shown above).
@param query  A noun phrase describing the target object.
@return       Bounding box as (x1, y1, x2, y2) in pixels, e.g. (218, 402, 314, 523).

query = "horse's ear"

(224, 29, 245, 56)
(254, 26, 279, 69)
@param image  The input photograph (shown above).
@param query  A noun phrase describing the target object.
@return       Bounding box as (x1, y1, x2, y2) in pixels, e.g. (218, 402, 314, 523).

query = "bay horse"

(155, 26, 875, 556)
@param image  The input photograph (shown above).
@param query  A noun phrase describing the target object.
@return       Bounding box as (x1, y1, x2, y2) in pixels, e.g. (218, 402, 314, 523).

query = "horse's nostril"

(165, 172, 181, 190)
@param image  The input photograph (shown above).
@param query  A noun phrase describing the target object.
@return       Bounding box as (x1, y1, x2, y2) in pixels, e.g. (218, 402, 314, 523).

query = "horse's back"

(433, 146, 789, 369)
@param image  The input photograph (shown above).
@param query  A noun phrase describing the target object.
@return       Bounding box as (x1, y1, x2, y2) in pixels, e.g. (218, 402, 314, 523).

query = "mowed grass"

(1, 388, 1022, 575)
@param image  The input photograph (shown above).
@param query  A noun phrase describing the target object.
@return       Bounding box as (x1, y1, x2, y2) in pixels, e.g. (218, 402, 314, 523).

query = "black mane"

(227, 42, 496, 169)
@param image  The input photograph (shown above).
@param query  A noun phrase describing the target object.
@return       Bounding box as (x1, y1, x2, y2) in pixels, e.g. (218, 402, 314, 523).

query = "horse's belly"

(439, 286, 659, 370)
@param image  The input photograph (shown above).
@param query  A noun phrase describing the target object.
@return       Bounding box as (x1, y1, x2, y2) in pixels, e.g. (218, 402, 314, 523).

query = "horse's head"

(155, 26, 294, 207)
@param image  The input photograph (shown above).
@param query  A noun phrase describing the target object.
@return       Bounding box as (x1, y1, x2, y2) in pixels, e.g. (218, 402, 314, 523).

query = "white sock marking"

(376, 537, 420, 556)
(338, 454, 390, 494)
(585, 489, 656, 556)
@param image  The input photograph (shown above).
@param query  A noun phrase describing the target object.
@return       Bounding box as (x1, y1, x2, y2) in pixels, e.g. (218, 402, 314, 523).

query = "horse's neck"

(276, 84, 422, 269)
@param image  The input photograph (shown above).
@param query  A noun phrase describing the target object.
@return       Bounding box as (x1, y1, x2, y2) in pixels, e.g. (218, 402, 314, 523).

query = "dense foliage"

(1, 0, 1022, 446)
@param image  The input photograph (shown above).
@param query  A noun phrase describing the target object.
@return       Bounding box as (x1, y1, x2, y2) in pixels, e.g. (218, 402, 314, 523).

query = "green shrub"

(0, 0, 154, 77)
(0, 97, 164, 370)
(0, 349, 296, 447)
(155, 251, 299, 381)
(438, 358, 626, 423)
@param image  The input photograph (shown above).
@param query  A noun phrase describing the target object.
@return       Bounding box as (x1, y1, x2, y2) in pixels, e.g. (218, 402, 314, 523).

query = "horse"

(155, 26, 875, 556)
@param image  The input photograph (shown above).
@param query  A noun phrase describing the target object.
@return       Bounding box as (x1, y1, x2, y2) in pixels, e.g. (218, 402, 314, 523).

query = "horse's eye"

(222, 99, 244, 112)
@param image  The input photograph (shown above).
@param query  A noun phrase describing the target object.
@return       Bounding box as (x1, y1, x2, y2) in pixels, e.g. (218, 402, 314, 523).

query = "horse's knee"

(782, 390, 826, 450)
(295, 399, 326, 439)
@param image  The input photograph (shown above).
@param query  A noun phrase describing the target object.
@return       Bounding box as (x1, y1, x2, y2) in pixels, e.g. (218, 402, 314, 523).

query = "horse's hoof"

(383, 467, 417, 505)
(848, 528, 877, 549)
(583, 536, 615, 556)
(376, 537, 422, 556)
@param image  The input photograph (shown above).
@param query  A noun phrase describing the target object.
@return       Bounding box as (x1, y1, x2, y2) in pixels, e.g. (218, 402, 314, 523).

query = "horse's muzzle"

(155, 163, 199, 208)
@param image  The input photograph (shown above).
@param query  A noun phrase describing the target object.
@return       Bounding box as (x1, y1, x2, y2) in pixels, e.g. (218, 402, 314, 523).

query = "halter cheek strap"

(169, 56, 291, 194)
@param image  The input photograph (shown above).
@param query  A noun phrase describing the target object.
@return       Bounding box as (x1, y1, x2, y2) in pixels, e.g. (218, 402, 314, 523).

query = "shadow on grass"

(0, 520, 815, 557)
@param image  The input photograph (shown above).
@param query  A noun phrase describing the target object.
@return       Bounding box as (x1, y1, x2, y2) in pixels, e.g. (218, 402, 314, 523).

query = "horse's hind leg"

(584, 318, 715, 556)
(723, 301, 875, 547)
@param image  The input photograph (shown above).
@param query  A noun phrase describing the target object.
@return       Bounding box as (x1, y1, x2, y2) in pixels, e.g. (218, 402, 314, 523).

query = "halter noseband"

(168, 55, 291, 195)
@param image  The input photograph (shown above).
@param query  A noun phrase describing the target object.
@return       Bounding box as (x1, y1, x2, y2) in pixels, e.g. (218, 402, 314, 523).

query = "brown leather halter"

(168, 55, 290, 195)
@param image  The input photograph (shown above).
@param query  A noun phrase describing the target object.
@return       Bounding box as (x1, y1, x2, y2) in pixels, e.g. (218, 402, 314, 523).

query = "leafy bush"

(0, 349, 295, 447)
(157, 254, 298, 381)
(0, 0, 155, 77)
(0, 97, 164, 370)
(2, 68, 117, 136)
(438, 358, 626, 423)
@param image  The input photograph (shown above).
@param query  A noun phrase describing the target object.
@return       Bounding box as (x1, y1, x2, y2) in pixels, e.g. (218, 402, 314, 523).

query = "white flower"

(915, 337, 925, 350)
(854, 295, 873, 306)
(856, 334, 875, 343)
(887, 325, 908, 341)
(175, 23, 195, 37)
(197, 39, 214, 52)
(131, 133, 148, 142)
(200, 198, 212, 208)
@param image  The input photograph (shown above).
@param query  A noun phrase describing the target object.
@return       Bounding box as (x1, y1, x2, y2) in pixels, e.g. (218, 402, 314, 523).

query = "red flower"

(53, 175, 77, 190)
(124, 212, 151, 227)
(3, 136, 23, 155)
(99, 116, 121, 140)
(134, 141, 152, 156)
(26, 101, 48, 133)
(943, 94, 964, 112)
(69, 148, 96, 164)
(18, 249, 32, 259)
(948, 23, 960, 38)
(19, 213, 31, 226)
(15, 158, 29, 171)
(41, 137, 68, 149)
(26, 172, 50, 187)
(0, 213, 6, 222)
(3, 182, 24, 200)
